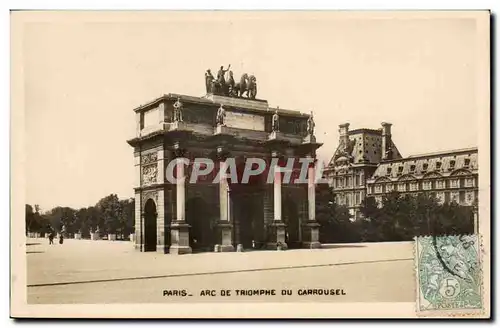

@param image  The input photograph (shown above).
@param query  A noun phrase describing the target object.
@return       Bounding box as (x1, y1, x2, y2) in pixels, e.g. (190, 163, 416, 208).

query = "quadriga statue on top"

(205, 64, 258, 99)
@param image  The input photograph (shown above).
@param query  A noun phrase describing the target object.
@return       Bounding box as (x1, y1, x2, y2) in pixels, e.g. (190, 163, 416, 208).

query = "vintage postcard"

(10, 10, 491, 318)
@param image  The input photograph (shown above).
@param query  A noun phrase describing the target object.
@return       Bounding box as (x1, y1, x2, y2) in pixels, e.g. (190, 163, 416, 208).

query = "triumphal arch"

(127, 67, 322, 254)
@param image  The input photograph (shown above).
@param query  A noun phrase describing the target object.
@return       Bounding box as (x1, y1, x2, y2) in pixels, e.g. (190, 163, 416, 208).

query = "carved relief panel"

(142, 164, 158, 186)
(141, 152, 158, 186)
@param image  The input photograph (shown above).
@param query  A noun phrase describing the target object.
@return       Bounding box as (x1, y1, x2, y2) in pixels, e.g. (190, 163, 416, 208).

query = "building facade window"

(409, 182, 419, 191)
(375, 184, 383, 193)
(397, 183, 406, 192)
(450, 179, 459, 188)
(386, 184, 394, 192)
(355, 192, 361, 205)
(436, 180, 445, 189)
(465, 178, 475, 188)
(450, 191, 459, 203)
(422, 181, 432, 190)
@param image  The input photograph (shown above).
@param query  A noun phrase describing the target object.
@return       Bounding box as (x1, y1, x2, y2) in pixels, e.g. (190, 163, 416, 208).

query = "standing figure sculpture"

(216, 104, 226, 126)
(214, 64, 231, 95)
(227, 71, 235, 96)
(205, 69, 214, 94)
(173, 97, 183, 122)
(307, 111, 315, 135)
(272, 108, 280, 132)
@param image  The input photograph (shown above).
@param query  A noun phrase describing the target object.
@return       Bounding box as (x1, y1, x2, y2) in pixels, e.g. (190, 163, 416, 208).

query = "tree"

(119, 198, 135, 238)
(96, 194, 122, 235)
(45, 206, 77, 233)
(360, 192, 474, 242)
(25, 204, 34, 234)
(315, 184, 356, 243)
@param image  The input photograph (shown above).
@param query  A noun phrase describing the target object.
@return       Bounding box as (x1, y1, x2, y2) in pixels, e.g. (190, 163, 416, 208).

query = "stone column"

(156, 189, 167, 253)
(156, 150, 167, 253)
(267, 153, 287, 250)
(169, 150, 192, 255)
(473, 203, 479, 235)
(217, 155, 235, 252)
(134, 191, 143, 250)
(303, 156, 321, 249)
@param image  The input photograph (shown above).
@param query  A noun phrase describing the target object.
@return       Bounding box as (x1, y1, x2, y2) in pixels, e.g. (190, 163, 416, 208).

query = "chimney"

(339, 123, 350, 151)
(381, 122, 392, 160)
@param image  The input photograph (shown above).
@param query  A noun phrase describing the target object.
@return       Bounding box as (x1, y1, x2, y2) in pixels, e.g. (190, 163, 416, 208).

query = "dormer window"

(449, 160, 456, 171)
(398, 166, 404, 174)
(464, 158, 470, 168)
(387, 167, 392, 175)
(410, 164, 416, 173)
(422, 163, 428, 171)
(436, 161, 442, 170)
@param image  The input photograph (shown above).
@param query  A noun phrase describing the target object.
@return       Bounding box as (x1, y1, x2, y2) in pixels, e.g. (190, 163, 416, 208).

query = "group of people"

(47, 225, 64, 245)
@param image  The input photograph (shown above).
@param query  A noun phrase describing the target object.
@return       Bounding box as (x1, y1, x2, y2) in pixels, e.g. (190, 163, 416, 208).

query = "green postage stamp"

(414, 234, 483, 316)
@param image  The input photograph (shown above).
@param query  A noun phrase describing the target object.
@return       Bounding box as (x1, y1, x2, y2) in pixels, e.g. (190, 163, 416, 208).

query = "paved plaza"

(27, 238, 415, 304)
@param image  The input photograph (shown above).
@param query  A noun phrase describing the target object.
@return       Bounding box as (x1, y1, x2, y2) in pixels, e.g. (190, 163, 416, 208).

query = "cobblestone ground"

(26, 238, 415, 304)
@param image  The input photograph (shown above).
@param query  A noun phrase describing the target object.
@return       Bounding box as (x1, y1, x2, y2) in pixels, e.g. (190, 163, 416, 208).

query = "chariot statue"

(204, 65, 258, 99)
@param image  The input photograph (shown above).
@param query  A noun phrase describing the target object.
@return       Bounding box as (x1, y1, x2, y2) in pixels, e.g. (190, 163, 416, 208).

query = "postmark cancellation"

(414, 234, 483, 317)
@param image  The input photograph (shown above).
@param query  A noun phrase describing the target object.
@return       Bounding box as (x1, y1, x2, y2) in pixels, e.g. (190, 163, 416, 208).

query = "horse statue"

(233, 73, 248, 97)
(205, 68, 258, 99)
(247, 75, 257, 99)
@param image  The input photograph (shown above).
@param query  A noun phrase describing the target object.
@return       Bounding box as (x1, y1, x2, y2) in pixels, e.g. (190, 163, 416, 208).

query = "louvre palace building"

(324, 122, 478, 220)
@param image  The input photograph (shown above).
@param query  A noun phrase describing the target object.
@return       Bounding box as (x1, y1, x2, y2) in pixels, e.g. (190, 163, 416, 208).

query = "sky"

(21, 11, 482, 211)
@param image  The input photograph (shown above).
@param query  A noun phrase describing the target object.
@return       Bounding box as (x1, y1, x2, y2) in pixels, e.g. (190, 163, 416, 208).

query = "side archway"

(144, 198, 157, 252)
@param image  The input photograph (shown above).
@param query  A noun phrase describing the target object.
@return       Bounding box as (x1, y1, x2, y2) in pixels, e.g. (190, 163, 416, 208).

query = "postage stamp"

(415, 235, 483, 316)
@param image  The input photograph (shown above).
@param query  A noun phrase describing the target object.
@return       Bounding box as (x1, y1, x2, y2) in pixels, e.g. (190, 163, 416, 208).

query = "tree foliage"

(25, 194, 135, 239)
(317, 188, 475, 243)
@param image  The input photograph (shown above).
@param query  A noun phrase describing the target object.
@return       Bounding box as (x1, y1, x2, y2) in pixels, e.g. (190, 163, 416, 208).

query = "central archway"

(283, 197, 300, 249)
(144, 198, 157, 252)
(186, 197, 216, 252)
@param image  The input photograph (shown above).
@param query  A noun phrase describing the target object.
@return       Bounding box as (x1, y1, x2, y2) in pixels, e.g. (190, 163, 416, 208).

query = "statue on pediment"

(216, 104, 226, 126)
(307, 111, 315, 135)
(272, 108, 280, 132)
(173, 97, 183, 122)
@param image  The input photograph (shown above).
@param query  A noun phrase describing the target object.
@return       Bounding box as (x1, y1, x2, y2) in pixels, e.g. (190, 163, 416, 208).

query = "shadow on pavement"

(319, 244, 367, 249)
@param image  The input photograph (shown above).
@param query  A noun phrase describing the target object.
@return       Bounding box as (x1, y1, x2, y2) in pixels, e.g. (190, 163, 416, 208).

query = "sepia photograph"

(10, 10, 491, 318)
